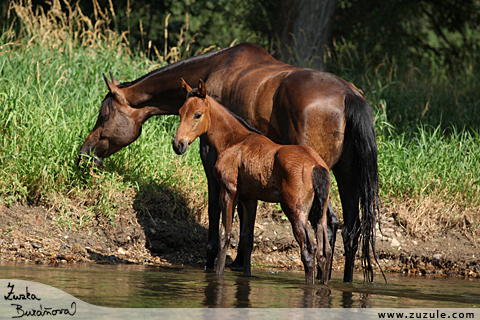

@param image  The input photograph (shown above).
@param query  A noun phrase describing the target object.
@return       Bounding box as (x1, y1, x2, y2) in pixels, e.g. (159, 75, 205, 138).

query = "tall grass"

(328, 37, 480, 134)
(1, 0, 479, 239)
(329, 38, 480, 238)
(0, 0, 206, 227)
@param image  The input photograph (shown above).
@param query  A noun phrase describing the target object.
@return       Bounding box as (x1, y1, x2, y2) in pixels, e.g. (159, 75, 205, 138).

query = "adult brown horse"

(79, 42, 380, 283)
(173, 79, 331, 285)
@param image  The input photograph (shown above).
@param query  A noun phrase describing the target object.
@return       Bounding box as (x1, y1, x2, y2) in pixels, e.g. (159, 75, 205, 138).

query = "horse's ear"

(103, 73, 119, 95)
(181, 78, 192, 95)
(110, 72, 120, 86)
(198, 79, 207, 98)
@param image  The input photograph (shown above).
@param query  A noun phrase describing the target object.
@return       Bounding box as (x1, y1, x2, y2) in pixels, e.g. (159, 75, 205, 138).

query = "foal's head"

(173, 79, 210, 155)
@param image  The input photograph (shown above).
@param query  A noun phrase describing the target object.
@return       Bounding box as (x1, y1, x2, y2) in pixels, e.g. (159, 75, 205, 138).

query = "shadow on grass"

(130, 176, 208, 267)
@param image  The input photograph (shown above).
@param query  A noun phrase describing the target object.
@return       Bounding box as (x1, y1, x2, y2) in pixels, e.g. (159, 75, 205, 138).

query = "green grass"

(0, 1, 206, 227)
(328, 38, 480, 134)
(378, 125, 480, 207)
(1, 0, 479, 236)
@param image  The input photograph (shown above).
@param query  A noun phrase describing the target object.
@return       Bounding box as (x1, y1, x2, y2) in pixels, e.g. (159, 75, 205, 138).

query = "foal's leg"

(311, 203, 338, 282)
(326, 202, 339, 279)
(310, 210, 333, 284)
(239, 199, 257, 277)
(229, 203, 244, 271)
(216, 187, 237, 276)
(316, 203, 332, 285)
(283, 204, 316, 285)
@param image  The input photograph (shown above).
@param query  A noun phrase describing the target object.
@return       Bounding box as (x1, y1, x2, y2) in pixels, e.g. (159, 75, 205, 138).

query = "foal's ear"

(198, 79, 207, 98)
(181, 78, 192, 95)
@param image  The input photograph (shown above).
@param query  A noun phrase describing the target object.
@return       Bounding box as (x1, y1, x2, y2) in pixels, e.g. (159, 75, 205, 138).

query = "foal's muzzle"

(172, 140, 188, 155)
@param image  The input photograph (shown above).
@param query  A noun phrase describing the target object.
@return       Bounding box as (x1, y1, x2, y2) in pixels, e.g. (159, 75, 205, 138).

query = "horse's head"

(173, 79, 210, 155)
(78, 73, 143, 167)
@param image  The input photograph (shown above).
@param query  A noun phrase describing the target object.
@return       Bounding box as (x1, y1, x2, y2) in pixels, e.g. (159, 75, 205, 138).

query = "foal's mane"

(206, 94, 263, 135)
(185, 87, 262, 135)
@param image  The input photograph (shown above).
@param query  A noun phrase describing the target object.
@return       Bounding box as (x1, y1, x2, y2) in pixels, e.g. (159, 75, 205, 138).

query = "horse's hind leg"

(333, 161, 361, 283)
(239, 199, 257, 277)
(311, 202, 338, 282)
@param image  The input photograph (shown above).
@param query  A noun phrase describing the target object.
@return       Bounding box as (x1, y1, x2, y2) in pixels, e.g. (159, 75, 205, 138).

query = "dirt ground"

(0, 198, 479, 279)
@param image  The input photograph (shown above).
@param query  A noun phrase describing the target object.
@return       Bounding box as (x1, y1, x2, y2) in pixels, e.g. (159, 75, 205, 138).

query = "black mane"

(208, 96, 264, 136)
(117, 47, 231, 89)
(99, 93, 115, 119)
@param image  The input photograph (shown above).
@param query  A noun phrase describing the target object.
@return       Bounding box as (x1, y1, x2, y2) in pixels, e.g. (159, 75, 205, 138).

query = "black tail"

(344, 93, 384, 283)
(311, 166, 330, 219)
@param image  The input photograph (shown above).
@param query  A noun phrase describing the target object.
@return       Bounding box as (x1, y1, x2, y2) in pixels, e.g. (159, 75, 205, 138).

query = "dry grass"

(9, 0, 128, 53)
(386, 197, 479, 246)
(7, 0, 218, 68)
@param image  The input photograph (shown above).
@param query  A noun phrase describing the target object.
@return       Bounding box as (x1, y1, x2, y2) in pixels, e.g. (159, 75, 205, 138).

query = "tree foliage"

(334, 0, 480, 68)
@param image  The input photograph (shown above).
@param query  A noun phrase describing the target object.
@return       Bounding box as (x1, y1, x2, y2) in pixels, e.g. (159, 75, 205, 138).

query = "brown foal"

(173, 79, 332, 284)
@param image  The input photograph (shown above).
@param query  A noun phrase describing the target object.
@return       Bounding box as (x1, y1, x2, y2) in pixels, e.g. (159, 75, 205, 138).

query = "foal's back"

(214, 131, 327, 203)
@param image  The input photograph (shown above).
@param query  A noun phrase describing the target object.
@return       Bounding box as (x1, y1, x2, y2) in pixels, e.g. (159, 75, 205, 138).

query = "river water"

(0, 262, 478, 308)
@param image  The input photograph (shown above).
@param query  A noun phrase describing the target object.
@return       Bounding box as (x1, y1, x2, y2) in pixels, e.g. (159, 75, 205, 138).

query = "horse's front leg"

(239, 199, 257, 277)
(200, 137, 221, 270)
(216, 187, 237, 276)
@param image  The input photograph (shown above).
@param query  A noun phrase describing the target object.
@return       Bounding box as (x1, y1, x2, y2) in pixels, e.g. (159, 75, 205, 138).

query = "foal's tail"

(344, 92, 384, 283)
(310, 166, 331, 229)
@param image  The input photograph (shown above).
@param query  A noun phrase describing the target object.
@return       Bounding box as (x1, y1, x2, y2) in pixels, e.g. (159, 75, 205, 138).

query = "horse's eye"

(194, 113, 202, 120)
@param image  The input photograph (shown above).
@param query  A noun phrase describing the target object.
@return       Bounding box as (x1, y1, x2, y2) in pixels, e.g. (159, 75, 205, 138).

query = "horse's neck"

(205, 98, 252, 155)
(121, 48, 235, 112)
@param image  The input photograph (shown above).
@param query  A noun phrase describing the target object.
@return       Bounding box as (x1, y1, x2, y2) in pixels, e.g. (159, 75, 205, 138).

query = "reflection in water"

(203, 273, 252, 308)
(204, 272, 333, 308)
(234, 276, 251, 308)
(302, 286, 332, 308)
(0, 262, 478, 308)
(203, 273, 229, 307)
(341, 290, 371, 308)
(341, 291, 354, 308)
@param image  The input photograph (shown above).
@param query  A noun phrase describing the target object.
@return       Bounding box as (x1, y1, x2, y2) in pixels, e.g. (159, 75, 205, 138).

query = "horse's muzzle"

(77, 148, 103, 168)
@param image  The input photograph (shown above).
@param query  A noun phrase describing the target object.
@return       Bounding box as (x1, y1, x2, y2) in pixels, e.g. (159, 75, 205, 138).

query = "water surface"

(0, 262, 478, 308)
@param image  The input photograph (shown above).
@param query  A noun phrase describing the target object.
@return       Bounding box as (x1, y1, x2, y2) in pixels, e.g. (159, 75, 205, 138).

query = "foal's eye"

(194, 113, 202, 120)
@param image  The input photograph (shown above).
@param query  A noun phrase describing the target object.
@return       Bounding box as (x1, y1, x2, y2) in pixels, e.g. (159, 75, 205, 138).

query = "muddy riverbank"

(0, 201, 478, 279)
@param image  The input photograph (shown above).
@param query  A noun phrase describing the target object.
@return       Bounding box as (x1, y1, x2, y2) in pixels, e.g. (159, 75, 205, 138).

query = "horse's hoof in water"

(228, 261, 244, 272)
